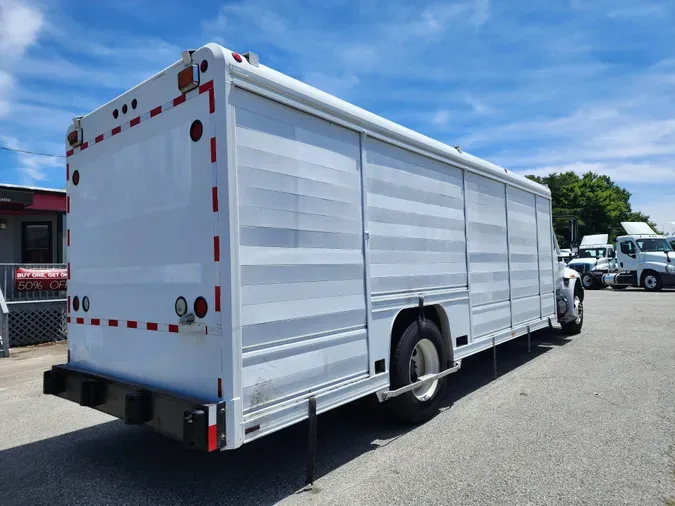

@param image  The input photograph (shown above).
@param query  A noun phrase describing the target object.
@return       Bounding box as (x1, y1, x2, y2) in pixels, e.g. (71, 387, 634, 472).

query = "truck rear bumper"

(43, 364, 226, 452)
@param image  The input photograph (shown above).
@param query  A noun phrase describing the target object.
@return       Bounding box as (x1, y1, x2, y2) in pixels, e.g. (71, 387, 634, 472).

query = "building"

(0, 183, 67, 264)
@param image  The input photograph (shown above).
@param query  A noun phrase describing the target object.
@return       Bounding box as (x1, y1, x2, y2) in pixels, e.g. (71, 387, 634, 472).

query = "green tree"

(526, 171, 659, 248)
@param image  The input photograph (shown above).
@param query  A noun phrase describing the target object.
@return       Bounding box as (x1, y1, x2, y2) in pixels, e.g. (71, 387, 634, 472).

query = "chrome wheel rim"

(645, 275, 658, 289)
(582, 275, 593, 288)
(409, 338, 440, 402)
(574, 296, 583, 324)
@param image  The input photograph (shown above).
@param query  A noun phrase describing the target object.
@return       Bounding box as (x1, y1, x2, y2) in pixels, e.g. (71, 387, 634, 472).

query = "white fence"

(0, 264, 67, 355)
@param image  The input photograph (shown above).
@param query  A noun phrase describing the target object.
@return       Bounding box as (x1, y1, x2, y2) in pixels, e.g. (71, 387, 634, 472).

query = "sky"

(1, 0, 674, 232)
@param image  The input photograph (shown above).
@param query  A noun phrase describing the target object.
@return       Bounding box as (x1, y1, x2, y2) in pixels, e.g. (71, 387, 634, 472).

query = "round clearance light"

(131, 98, 137, 110)
(232, 52, 243, 63)
(122, 104, 128, 114)
(200, 60, 208, 72)
(72, 170, 80, 186)
(194, 296, 208, 319)
(73, 296, 80, 312)
(113, 109, 119, 119)
(190, 120, 203, 142)
(82, 296, 90, 312)
(175, 296, 188, 317)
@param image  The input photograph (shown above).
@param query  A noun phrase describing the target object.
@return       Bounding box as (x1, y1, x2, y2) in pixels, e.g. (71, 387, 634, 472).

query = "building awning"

(0, 188, 34, 208)
(0, 187, 66, 213)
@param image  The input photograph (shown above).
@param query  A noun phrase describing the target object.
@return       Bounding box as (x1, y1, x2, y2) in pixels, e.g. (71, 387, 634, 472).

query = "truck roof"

(579, 234, 609, 247)
(617, 234, 664, 240)
(69, 43, 551, 199)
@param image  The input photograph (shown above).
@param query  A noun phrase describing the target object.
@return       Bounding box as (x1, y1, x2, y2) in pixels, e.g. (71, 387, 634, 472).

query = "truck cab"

(599, 223, 675, 291)
(567, 234, 616, 288)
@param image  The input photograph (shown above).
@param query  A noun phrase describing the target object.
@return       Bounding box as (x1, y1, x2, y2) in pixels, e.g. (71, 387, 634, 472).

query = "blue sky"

(1, 0, 674, 232)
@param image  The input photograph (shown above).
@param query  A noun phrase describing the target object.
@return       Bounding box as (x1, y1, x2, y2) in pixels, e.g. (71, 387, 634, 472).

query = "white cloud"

(0, 0, 44, 118)
(422, 0, 490, 30)
(0, 0, 44, 55)
(431, 110, 451, 127)
(631, 196, 675, 233)
(517, 161, 675, 183)
(0, 69, 13, 117)
(0, 135, 63, 185)
(464, 94, 493, 115)
(470, 0, 490, 27)
(608, 4, 666, 19)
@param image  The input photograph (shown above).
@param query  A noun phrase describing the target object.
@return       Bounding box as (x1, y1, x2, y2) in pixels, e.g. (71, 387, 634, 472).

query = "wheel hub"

(409, 338, 441, 402)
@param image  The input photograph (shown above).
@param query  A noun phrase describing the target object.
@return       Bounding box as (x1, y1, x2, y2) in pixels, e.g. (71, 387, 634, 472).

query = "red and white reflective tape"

(206, 86, 221, 313)
(66, 81, 215, 158)
(208, 404, 218, 451)
(66, 316, 208, 335)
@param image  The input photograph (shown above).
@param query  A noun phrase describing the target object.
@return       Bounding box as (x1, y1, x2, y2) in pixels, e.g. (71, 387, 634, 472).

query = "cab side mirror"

(609, 250, 615, 258)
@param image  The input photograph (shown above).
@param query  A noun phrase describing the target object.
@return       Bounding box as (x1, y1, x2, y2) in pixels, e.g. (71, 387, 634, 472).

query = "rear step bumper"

(43, 364, 226, 452)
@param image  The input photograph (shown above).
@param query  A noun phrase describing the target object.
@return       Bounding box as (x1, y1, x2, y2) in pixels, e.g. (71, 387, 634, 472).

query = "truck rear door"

(66, 61, 224, 401)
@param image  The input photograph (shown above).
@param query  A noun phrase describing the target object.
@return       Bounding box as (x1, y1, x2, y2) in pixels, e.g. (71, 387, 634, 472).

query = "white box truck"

(44, 44, 583, 453)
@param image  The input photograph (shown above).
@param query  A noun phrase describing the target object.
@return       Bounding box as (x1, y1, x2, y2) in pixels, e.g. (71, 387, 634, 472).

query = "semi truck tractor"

(597, 223, 675, 291)
(566, 234, 616, 289)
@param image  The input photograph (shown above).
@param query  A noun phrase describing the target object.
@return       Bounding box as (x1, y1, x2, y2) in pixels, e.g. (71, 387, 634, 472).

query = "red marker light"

(190, 120, 203, 142)
(194, 296, 208, 318)
(232, 52, 243, 63)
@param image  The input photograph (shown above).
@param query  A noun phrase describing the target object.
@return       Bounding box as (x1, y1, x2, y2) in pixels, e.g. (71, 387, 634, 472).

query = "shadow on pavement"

(0, 327, 571, 506)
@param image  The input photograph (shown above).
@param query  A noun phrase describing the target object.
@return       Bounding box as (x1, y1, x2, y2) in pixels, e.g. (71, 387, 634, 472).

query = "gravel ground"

(1, 289, 674, 506)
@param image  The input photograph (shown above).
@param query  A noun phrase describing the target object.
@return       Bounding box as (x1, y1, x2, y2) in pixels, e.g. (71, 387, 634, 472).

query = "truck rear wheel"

(389, 319, 447, 423)
(642, 271, 663, 292)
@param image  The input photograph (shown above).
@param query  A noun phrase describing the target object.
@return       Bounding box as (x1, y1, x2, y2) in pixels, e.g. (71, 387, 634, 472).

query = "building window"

(22, 222, 53, 263)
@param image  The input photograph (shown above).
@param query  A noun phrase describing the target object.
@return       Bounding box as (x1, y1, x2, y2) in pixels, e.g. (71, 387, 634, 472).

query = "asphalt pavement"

(1, 288, 674, 506)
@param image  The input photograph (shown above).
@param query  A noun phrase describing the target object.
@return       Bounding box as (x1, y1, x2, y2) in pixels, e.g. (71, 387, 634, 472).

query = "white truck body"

(599, 223, 675, 291)
(45, 43, 581, 451)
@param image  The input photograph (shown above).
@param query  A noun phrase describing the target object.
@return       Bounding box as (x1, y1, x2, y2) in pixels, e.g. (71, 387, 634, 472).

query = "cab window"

(620, 241, 636, 255)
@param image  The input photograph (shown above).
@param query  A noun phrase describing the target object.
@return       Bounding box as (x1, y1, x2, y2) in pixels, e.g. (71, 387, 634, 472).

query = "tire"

(389, 319, 448, 423)
(642, 271, 663, 292)
(561, 290, 583, 335)
(581, 272, 595, 290)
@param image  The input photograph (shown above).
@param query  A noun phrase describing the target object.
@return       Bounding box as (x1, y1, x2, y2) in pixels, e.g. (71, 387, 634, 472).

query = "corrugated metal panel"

(472, 300, 511, 338)
(507, 187, 540, 325)
(364, 138, 467, 295)
(235, 89, 367, 412)
(466, 173, 510, 337)
(537, 196, 555, 316)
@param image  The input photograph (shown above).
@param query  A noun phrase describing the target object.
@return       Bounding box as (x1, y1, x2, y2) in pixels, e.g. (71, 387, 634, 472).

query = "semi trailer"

(44, 43, 584, 454)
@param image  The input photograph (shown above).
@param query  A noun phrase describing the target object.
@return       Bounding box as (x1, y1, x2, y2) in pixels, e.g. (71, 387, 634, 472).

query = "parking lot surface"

(1, 289, 674, 506)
